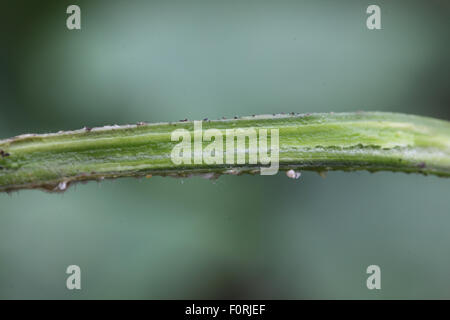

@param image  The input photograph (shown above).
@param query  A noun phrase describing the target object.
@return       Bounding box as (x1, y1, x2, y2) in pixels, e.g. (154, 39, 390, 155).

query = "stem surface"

(1, 112, 449, 192)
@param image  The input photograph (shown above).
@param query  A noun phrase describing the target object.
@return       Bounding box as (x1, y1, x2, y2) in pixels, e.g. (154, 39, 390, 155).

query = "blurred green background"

(0, 0, 449, 299)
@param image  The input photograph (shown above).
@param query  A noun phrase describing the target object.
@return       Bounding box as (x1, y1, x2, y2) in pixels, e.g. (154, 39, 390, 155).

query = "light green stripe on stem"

(0, 112, 449, 192)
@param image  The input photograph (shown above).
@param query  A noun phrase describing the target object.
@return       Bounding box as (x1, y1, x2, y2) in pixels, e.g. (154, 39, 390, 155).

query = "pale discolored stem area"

(0, 112, 449, 192)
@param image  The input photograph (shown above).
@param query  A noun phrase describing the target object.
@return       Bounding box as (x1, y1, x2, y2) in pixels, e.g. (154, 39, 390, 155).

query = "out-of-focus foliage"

(0, 0, 449, 299)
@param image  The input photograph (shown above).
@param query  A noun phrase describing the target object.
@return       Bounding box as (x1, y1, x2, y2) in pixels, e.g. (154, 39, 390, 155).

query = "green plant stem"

(0, 112, 449, 192)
